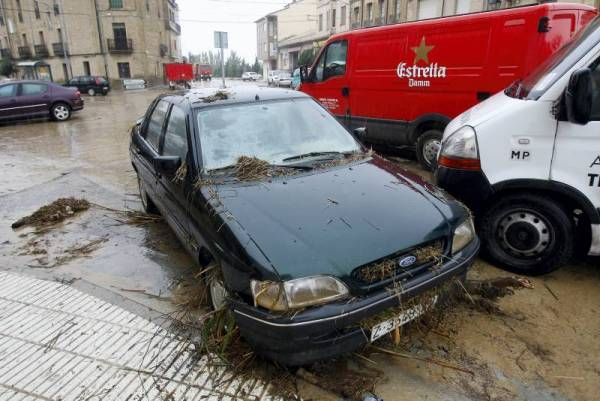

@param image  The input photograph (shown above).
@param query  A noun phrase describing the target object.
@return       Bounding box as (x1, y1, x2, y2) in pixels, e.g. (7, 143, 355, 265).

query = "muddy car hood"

(214, 157, 464, 281)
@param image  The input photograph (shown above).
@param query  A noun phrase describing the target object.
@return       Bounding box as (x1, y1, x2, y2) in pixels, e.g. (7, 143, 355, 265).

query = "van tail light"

(438, 126, 481, 171)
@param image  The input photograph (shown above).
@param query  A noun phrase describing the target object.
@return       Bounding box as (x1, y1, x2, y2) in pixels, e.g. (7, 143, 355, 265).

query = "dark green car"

(130, 86, 479, 365)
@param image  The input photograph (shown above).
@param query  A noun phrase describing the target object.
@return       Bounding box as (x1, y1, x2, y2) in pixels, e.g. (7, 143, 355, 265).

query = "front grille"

(352, 240, 445, 284)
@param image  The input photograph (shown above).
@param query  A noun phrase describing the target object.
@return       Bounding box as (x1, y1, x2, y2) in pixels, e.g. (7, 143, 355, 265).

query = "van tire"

(479, 194, 574, 275)
(416, 129, 442, 171)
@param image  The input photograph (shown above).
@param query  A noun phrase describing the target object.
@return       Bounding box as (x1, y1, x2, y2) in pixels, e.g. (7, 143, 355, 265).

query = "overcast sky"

(178, 0, 292, 62)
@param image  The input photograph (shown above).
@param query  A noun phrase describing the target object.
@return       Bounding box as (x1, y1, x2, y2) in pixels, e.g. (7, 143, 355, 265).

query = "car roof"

(168, 86, 309, 109)
(0, 80, 54, 85)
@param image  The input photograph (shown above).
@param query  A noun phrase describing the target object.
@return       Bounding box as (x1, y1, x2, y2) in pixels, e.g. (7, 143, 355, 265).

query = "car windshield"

(197, 98, 361, 171)
(506, 16, 600, 100)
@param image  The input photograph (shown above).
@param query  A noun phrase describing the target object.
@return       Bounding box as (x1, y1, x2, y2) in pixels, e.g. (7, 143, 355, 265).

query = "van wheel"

(87, 88, 96, 96)
(480, 194, 574, 275)
(416, 130, 442, 171)
(51, 103, 71, 121)
(137, 175, 158, 214)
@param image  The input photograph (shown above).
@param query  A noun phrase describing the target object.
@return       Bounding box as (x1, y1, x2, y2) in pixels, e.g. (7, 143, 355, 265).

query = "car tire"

(416, 129, 443, 171)
(479, 194, 575, 275)
(51, 103, 71, 121)
(87, 88, 96, 96)
(137, 175, 159, 214)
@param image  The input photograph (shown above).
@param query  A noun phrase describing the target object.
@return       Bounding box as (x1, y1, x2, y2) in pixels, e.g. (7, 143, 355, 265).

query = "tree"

(251, 57, 261, 73)
(0, 59, 14, 77)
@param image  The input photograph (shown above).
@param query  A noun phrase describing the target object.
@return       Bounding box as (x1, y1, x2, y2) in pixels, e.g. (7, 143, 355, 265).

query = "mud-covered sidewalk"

(1, 85, 599, 401)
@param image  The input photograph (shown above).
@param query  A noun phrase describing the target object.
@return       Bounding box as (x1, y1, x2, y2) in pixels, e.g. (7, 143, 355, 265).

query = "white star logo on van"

(411, 37, 435, 64)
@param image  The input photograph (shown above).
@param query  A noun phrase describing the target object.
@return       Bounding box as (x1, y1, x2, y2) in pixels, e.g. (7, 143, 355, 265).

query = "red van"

(165, 63, 193, 89)
(299, 3, 598, 169)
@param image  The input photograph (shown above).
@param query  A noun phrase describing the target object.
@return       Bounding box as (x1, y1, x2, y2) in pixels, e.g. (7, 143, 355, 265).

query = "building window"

(455, 0, 470, 14)
(146, 0, 150, 12)
(319, 14, 323, 31)
(366, 3, 373, 21)
(0, 12, 4, 26)
(83, 61, 91, 76)
(117, 62, 131, 78)
(38, 31, 44, 44)
(417, 0, 441, 19)
(378, 0, 385, 20)
(341, 6, 346, 25)
(109, 0, 123, 9)
(34, 1, 40, 19)
(21, 33, 27, 46)
(53, 1, 60, 15)
(395, 0, 401, 19)
(57, 28, 62, 41)
(332, 9, 336, 27)
(353, 6, 360, 23)
(326, 11, 330, 29)
(16, 0, 23, 23)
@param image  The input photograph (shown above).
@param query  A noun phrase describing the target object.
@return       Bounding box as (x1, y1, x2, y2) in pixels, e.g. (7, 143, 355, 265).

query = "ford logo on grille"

(399, 255, 417, 268)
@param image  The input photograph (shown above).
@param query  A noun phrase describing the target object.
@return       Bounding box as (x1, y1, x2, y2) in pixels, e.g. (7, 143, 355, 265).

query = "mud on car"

(129, 87, 479, 365)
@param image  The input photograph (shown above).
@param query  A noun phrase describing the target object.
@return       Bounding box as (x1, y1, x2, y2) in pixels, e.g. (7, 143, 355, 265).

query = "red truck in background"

(299, 3, 598, 170)
(195, 64, 213, 81)
(165, 63, 193, 90)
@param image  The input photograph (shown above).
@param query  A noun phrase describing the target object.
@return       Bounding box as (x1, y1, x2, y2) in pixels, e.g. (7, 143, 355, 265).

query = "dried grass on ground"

(11, 198, 90, 229)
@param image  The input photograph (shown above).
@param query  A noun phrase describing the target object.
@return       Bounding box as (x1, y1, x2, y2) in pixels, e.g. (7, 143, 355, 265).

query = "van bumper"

(435, 166, 493, 214)
(230, 239, 479, 366)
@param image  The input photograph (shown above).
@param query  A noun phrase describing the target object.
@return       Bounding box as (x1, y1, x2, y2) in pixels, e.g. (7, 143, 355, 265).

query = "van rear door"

(303, 40, 350, 123)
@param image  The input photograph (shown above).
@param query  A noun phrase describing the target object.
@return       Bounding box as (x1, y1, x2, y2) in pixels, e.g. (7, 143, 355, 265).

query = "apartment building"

(349, 0, 599, 28)
(256, 0, 351, 75)
(0, 0, 181, 84)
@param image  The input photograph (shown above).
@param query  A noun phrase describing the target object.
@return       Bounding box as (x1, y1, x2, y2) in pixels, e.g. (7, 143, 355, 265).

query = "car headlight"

(452, 218, 475, 254)
(250, 276, 349, 312)
(438, 126, 480, 170)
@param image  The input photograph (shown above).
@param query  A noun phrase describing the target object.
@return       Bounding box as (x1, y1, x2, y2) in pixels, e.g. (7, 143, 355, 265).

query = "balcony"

(165, 19, 181, 35)
(160, 44, 168, 57)
(0, 48, 11, 59)
(52, 42, 66, 57)
(34, 44, 49, 58)
(18, 46, 32, 59)
(107, 38, 133, 53)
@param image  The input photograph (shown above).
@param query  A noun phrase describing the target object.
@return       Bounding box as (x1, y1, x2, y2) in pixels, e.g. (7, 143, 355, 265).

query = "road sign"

(214, 31, 228, 49)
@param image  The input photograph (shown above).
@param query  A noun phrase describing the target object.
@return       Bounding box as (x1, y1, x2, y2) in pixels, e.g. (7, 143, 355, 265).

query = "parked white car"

(242, 72, 259, 81)
(276, 72, 292, 87)
(267, 70, 284, 86)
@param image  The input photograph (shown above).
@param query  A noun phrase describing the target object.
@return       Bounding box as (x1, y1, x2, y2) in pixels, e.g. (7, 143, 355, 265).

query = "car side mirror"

(353, 127, 368, 142)
(154, 155, 181, 175)
(565, 68, 593, 125)
(300, 65, 309, 83)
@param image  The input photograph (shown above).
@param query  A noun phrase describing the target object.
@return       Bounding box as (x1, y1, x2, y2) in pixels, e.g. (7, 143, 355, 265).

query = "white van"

(436, 16, 600, 275)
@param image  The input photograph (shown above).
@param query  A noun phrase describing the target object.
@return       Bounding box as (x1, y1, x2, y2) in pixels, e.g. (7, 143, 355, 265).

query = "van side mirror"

(154, 155, 181, 175)
(353, 127, 368, 142)
(300, 65, 309, 83)
(565, 68, 593, 125)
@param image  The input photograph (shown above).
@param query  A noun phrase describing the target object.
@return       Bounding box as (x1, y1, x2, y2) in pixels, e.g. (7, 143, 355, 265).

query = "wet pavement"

(1, 81, 599, 401)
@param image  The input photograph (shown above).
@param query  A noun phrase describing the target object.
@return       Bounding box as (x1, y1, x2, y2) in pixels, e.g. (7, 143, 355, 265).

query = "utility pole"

(93, 0, 110, 79)
(56, 0, 72, 78)
(214, 31, 227, 89)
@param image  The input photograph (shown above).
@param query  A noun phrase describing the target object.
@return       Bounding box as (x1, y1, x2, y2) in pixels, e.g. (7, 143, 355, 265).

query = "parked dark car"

(65, 75, 110, 96)
(129, 87, 479, 365)
(0, 80, 83, 122)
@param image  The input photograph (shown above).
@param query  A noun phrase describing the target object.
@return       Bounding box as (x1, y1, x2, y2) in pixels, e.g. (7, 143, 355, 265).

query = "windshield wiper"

(282, 151, 343, 162)
(207, 162, 312, 174)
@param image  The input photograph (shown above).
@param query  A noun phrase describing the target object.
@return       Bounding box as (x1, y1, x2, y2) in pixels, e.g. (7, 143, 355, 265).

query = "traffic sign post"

(214, 31, 228, 89)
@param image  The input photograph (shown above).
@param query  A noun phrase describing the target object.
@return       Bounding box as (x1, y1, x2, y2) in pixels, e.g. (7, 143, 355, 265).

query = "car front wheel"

(51, 103, 71, 121)
(480, 194, 574, 275)
(416, 129, 443, 171)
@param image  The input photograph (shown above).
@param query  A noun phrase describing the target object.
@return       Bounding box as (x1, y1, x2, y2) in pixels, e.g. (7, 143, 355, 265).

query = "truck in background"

(299, 3, 598, 170)
(195, 64, 213, 81)
(165, 63, 193, 90)
(436, 15, 600, 275)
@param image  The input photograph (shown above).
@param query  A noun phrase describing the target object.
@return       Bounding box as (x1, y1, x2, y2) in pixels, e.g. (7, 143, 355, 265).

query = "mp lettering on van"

(396, 37, 447, 88)
(511, 150, 531, 160)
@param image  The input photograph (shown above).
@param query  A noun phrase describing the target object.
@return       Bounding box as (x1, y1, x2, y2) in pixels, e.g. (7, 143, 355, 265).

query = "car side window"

(21, 83, 48, 96)
(145, 100, 170, 151)
(590, 59, 600, 121)
(313, 41, 348, 83)
(162, 106, 188, 161)
(0, 84, 17, 97)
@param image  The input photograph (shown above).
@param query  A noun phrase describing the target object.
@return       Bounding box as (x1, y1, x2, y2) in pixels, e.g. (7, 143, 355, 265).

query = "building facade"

(0, 0, 181, 84)
(349, 0, 599, 28)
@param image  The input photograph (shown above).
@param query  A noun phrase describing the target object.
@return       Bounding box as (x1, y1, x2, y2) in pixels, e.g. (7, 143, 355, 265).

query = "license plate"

(370, 296, 438, 342)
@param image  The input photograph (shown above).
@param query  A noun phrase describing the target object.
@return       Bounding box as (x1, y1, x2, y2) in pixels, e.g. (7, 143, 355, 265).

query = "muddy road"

(1, 83, 599, 401)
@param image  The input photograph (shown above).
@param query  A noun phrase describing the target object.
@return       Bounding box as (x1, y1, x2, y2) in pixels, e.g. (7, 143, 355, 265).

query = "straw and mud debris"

(200, 90, 229, 103)
(172, 160, 188, 183)
(11, 198, 90, 229)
